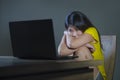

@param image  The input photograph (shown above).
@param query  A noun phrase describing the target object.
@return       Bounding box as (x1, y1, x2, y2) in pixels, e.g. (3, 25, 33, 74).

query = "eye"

(68, 28, 73, 32)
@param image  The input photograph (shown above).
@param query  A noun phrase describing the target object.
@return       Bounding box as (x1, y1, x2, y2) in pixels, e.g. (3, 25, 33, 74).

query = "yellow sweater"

(84, 27, 107, 80)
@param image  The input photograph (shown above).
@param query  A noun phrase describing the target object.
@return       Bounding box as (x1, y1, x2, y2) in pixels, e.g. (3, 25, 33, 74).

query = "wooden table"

(0, 56, 102, 80)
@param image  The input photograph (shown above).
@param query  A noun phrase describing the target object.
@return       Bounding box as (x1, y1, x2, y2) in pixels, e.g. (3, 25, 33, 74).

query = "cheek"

(77, 31, 83, 35)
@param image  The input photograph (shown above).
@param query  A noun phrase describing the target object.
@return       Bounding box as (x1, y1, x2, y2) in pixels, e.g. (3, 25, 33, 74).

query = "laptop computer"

(9, 19, 77, 60)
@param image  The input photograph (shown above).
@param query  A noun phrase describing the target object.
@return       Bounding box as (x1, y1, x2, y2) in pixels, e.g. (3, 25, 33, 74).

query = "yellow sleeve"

(84, 27, 99, 43)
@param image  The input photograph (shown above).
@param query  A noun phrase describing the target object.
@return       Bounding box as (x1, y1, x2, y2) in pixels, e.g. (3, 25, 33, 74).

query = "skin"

(58, 26, 95, 61)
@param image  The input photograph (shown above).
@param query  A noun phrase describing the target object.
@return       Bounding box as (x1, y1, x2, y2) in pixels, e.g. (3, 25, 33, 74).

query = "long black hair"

(65, 11, 94, 32)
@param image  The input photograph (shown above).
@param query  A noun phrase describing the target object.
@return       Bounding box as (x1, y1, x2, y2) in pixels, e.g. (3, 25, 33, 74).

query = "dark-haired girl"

(58, 11, 107, 80)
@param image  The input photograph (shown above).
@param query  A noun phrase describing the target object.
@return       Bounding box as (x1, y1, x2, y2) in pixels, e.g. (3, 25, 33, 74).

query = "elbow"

(58, 51, 65, 56)
(58, 45, 67, 56)
(58, 49, 62, 56)
(58, 48, 67, 56)
(58, 48, 64, 56)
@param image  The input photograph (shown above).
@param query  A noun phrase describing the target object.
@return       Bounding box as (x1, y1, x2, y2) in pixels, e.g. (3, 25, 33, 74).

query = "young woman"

(58, 11, 107, 80)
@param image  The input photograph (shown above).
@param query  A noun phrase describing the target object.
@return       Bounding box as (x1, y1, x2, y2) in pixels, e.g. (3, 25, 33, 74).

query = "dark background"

(0, 0, 119, 79)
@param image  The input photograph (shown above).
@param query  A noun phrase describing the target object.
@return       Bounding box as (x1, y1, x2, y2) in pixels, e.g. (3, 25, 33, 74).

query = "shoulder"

(84, 27, 98, 34)
(84, 27, 99, 42)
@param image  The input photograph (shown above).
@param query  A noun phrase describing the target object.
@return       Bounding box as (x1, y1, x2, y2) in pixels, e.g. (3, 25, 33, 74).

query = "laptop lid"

(9, 19, 58, 59)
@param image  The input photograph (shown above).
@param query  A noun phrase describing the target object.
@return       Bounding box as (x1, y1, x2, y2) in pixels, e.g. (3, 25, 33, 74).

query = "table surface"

(0, 56, 103, 67)
(0, 56, 102, 79)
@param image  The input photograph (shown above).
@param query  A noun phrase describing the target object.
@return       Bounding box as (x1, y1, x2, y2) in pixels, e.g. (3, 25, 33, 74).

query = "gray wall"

(0, 0, 120, 79)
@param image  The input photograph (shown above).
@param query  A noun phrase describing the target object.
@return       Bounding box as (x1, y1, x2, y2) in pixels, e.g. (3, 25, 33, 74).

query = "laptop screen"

(9, 19, 57, 59)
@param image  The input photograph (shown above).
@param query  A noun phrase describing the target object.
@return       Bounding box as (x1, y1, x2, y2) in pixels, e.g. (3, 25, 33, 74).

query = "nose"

(72, 32, 77, 37)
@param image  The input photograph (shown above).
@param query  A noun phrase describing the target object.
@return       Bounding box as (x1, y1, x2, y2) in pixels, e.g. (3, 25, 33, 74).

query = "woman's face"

(67, 25, 82, 38)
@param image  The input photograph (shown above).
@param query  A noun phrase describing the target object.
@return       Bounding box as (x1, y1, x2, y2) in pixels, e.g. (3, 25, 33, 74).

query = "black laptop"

(9, 19, 77, 60)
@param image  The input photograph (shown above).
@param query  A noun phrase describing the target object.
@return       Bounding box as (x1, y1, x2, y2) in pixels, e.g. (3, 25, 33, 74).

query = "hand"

(85, 43, 95, 53)
(64, 31, 67, 35)
(64, 31, 74, 48)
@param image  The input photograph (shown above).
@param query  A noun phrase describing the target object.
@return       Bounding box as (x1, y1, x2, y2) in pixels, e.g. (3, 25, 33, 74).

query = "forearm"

(58, 35, 77, 56)
(66, 33, 94, 49)
(66, 36, 95, 53)
(58, 44, 76, 56)
(66, 34, 77, 48)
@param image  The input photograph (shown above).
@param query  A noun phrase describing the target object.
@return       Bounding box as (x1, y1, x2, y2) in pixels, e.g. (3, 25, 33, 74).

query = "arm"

(58, 34, 77, 56)
(65, 32, 95, 49)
